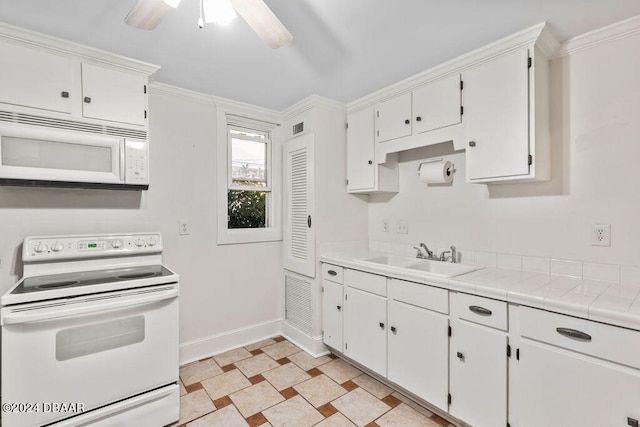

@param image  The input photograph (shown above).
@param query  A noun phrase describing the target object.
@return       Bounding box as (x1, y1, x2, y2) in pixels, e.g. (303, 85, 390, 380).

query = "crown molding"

(556, 14, 640, 58)
(149, 81, 213, 104)
(282, 94, 346, 120)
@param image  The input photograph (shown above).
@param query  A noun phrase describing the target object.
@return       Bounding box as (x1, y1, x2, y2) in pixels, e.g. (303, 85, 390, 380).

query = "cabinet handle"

(336, 305, 341, 311)
(469, 305, 492, 316)
(61, 91, 69, 98)
(628, 417, 639, 427)
(404, 119, 410, 125)
(556, 327, 592, 342)
(84, 96, 92, 104)
(390, 326, 397, 333)
(416, 116, 422, 122)
(307, 215, 312, 228)
(468, 141, 476, 147)
(379, 322, 385, 329)
(457, 352, 464, 360)
(368, 160, 373, 165)
(327, 270, 337, 276)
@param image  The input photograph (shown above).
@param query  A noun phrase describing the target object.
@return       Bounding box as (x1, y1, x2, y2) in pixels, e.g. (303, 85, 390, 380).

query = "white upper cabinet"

(465, 48, 533, 181)
(347, 107, 399, 194)
(0, 40, 73, 114)
(374, 92, 412, 143)
(81, 63, 147, 126)
(413, 74, 462, 134)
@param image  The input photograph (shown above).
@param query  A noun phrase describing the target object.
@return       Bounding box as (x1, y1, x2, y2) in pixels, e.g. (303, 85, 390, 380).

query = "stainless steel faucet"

(440, 246, 457, 263)
(413, 243, 436, 260)
(414, 243, 457, 263)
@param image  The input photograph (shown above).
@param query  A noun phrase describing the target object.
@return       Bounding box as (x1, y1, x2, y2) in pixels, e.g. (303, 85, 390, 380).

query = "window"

(216, 110, 282, 245)
(227, 127, 270, 229)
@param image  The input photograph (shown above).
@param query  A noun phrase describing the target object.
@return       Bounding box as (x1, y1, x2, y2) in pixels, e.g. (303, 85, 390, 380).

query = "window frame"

(216, 109, 282, 245)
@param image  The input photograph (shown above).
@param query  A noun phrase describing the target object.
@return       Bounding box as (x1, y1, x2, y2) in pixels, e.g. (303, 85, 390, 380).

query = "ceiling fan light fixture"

(125, 0, 171, 30)
(161, 0, 181, 8)
(203, 0, 237, 25)
(231, 0, 292, 49)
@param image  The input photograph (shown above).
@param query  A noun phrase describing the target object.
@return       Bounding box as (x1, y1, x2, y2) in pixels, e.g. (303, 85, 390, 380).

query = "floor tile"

(263, 395, 324, 427)
(376, 403, 441, 427)
(331, 388, 391, 427)
(187, 404, 248, 427)
(262, 362, 311, 391)
(185, 382, 203, 394)
(245, 338, 277, 352)
(229, 380, 285, 418)
(180, 358, 224, 386)
(201, 368, 251, 401)
(390, 392, 434, 418)
(314, 412, 357, 427)
(247, 412, 268, 427)
(235, 353, 281, 378)
(288, 351, 332, 371)
(261, 340, 301, 360)
(179, 379, 187, 396)
(294, 374, 347, 407)
(318, 358, 363, 384)
(352, 374, 393, 399)
(214, 347, 253, 367)
(176, 389, 216, 425)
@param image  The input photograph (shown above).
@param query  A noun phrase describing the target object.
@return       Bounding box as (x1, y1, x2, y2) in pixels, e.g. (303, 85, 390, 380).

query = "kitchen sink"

(359, 255, 483, 278)
(405, 260, 483, 277)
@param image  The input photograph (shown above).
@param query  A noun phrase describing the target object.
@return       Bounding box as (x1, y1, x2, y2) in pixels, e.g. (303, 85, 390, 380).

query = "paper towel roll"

(419, 160, 453, 184)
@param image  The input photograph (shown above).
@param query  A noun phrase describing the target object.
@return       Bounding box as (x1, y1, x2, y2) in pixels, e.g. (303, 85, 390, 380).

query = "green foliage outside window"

(228, 189, 266, 229)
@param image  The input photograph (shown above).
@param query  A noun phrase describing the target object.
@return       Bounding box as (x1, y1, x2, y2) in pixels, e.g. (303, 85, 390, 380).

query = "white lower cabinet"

(322, 279, 343, 352)
(388, 299, 449, 411)
(343, 286, 387, 377)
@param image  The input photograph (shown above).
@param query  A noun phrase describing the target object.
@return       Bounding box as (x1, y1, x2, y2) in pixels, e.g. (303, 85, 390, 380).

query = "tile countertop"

(320, 251, 640, 332)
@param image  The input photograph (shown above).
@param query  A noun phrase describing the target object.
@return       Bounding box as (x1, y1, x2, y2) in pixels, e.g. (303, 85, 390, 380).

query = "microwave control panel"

(125, 139, 149, 185)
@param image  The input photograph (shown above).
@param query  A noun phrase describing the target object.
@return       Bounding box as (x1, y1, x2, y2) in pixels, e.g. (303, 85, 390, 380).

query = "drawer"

(344, 269, 386, 297)
(520, 306, 640, 370)
(453, 292, 507, 331)
(322, 264, 344, 284)
(388, 279, 448, 314)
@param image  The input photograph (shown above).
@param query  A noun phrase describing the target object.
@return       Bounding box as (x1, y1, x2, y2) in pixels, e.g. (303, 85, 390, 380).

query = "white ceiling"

(1, 1, 640, 111)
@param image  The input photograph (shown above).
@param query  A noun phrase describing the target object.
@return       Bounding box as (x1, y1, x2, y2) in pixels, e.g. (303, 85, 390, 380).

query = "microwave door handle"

(120, 139, 126, 181)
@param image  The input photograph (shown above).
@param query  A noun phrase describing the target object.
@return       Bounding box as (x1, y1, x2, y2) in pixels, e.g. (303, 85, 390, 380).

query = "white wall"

(368, 30, 640, 267)
(0, 86, 284, 364)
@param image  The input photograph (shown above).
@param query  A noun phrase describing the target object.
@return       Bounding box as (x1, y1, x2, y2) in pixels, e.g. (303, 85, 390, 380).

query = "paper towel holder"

(416, 157, 454, 178)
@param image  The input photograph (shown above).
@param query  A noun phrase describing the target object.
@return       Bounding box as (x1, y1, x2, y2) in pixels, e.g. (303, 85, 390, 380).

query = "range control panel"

(23, 233, 162, 262)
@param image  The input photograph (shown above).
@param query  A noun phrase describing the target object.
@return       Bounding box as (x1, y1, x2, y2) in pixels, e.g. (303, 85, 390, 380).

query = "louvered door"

(283, 133, 315, 277)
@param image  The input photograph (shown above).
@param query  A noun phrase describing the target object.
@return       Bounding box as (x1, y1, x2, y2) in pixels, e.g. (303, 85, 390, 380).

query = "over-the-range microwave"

(0, 122, 149, 190)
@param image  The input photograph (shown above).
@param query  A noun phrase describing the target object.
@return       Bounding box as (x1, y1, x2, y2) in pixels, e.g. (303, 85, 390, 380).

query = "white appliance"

(1, 232, 179, 427)
(0, 123, 149, 190)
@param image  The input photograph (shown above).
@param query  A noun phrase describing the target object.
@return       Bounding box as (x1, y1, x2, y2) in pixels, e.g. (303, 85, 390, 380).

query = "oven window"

(56, 316, 145, 361)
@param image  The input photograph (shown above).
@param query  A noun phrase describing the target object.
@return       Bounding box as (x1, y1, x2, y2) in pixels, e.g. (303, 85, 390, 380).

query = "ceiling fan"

(125, 0, 293, 49)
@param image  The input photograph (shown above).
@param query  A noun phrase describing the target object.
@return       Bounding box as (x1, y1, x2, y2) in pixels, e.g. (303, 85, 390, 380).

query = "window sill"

(217, 227, 282, 245)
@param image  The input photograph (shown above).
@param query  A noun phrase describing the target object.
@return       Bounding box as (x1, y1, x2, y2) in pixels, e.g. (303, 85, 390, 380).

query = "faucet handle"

(450, 246, 457, 263)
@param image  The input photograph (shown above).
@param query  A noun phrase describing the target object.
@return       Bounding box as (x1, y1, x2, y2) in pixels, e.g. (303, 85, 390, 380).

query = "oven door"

(0, 123, 123, 185)
(1, 284, 179, 427)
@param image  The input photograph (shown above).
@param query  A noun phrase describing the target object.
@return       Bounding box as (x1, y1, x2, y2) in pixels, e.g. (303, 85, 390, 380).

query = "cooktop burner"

(11, 265, 173, 296)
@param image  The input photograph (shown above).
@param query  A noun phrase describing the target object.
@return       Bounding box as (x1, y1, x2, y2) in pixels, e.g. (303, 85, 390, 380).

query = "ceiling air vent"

(292, 121, 304, 136)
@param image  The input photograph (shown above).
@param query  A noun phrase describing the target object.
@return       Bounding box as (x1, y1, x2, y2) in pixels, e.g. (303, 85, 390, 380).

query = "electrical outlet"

(179, 219, 191, 236)
(591, 224, 611, 247)
(382, 219, 390, 232)
(396, 220, 409, 234)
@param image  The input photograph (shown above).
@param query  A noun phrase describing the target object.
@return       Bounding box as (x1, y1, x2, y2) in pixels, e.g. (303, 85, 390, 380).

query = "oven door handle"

(2, 287, 178, 325)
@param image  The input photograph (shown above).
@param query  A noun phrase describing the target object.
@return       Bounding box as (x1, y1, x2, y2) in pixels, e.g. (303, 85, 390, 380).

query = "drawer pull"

(327, 270, 337, 276)
(390, 326, 397, 333)
(628, 417, 639, 427)
(556, 327, 592, 342)
(379, 322, 385, 329)
(336, 305, 341, 311)
(457, 352, 464, 360)
(469, 305, 492, 316)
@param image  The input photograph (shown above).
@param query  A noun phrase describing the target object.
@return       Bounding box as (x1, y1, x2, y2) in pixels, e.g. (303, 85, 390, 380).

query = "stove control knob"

(135, 238, 145, 247)
(34, 242, 49, 253)
(147, 237, 157, 247)
(52, 241, 64, 252)
(111, 240, 122, 249)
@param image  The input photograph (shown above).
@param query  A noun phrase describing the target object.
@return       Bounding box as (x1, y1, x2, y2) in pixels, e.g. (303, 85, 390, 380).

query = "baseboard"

(281, 322, 330, 358)
(179, 318, 283, 365)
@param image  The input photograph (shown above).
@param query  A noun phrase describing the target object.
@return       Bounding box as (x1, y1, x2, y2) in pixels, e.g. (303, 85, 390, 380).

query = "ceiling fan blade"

(125, 0, 170, 30)
(230, 0, 292, 49)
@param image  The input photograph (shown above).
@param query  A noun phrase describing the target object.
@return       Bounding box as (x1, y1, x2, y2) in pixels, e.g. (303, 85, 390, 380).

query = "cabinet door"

(374, 92, 412, 143)
(450, 319, 507, 427)
(388, 300, 449, 411)
(0, 41, 73, 114)
(344, 287, 387, 376)
(465, 48, 530, 180)
(322, 280, 343, 351)
(413, 74, 462, 134)
(347, 107, 375, 191)
(81, 63, 146, 126)
(518, 340, 640, 427)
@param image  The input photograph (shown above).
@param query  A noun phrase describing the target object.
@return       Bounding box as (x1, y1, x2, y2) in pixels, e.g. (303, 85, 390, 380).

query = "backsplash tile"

(474, 251, 497, 267)
(582, 262, 620, 284)
(497, 254, 522, 271)
(550, 259, 583, 278)
(621, 265, 640, 286)
(522, 256, 550, 274)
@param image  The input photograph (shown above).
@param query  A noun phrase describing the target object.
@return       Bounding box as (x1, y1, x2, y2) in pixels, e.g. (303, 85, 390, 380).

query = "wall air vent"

(284, 271, 312, 335)
(0, 110, 148, 140)
(292, 121, 304, 136)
